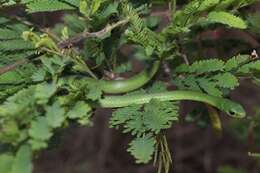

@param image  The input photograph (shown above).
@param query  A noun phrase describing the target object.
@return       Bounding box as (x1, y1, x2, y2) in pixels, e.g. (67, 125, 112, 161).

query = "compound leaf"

(127, 135, 156, 164)
(143, 100, 179, 134)
(207, 11, 247, 29)
(0, 154, 14, 173)
(11, 145, 32, 173)
(29, 117, 52, 141)
(46, 102, 66, 128)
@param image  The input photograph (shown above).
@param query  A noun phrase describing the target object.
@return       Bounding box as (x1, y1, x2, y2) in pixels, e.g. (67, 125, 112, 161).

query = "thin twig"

(0, 19, 129, 76)
(0, 53, 44, 75)
(0, 59, 27, 75)
(44, 28, 63, 42)
(177, 52, 190, 65)
(176, 42, 190, 65)
(170, 0, 177, 18)
(58, 19, 129, 48)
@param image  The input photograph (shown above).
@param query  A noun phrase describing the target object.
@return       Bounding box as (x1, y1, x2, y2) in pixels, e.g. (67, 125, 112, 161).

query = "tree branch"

(58, 19, 129, 48)
(0, 19, 129, 76)
(0, 53, 44, 75)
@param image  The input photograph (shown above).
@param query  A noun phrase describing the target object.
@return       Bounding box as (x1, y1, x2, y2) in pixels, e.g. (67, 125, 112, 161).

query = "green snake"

(92, 61, 246, 118)
(98, 90, 245, 118)
(98, 60, 161, 93)
(1, 60, 246, 118)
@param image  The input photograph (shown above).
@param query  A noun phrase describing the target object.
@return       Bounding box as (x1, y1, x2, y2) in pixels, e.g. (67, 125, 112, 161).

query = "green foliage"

(11, 145, 33, 173)
(0, 17, 34, 55)
(247, 12, 260, 35)
(122, 3, 163, 56)
(53, 14, 87, 37)
(0, 1, 259, 173)
(110, 98, 179, 136)
(79, 0, 105, 18)
(0, 79, 93, 151)
(0, 17, 36, 89)
(29, 117, 52, 141)
(127, 135, 156, 164)
(163, 0, 249, 36)
(173, 55, 260, 96)
(0, 145, 32, 173)
(20, 0, 80, 12)
(175, 59, 225, 73)
(143, 99, 178, 134)
(25, 1, 76, 13)
(207, 11, 247, 29)
(66, 101, 92, 125)
(110, 83, 179, 163)
(0, 154, 13, 173)
(46, 102, 66, 128)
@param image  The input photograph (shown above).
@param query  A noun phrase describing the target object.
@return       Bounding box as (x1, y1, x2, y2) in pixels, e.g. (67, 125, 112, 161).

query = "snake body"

(92, 61, 245, 118)
(98, 61, 160, 93)
(98, 91, 246, 118)
(0, 60, 246, 118)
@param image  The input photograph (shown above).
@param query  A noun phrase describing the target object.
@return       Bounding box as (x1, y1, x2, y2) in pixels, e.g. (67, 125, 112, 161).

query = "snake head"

(221, 99, 246, 118)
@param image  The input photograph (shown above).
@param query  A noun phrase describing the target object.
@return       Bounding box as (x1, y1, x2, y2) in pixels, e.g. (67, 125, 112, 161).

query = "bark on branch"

(0, 19, 129, 76)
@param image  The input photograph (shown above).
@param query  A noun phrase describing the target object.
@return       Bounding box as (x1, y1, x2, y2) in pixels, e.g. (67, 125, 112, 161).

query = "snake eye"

(228, 110, 236, 116)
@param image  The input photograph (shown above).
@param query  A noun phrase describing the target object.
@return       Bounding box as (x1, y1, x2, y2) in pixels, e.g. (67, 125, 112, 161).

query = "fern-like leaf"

(122, 4, 163, 55)
(23, 0, 80, 13)
(212, 73, 239, 89)
(207, 11, 247, 29)
(143, 99, 179, 134)
(175, 59, 225, 74)
(110, 82, 179, 138)
(0, 154, 13, 173)
(10, 145, 33, 173)
(46, 102, 66, 128)
(127, 135, 156, 164)
(110, 105, 142, 128)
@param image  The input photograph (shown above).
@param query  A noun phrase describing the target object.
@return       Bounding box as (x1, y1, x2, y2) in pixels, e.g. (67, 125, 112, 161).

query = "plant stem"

(0, 53, 44, 75)
(170, 0, 177, 18)
(58, 19, 129, 48)
(0, 19, 129, 76)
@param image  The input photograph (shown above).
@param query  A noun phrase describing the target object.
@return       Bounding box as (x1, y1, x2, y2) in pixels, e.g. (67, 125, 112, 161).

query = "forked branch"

(0, 19, 129, 75)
